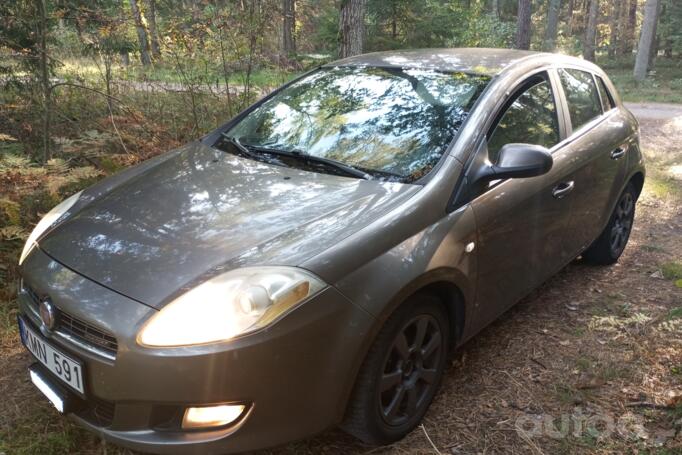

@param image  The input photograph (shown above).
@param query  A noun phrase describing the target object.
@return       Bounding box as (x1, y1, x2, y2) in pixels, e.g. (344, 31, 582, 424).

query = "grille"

(75, 395, 116, 427)
(87, 396, 116, 427)
(59, 312, 118, 357)
(23, 282, 118, 358)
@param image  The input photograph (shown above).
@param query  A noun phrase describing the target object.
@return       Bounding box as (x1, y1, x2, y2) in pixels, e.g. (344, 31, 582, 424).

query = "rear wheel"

(342, 295, 449, 445)
(583, 183, 637, 265)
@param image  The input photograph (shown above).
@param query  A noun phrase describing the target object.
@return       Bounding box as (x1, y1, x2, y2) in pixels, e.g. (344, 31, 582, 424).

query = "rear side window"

(558, 68, 602, 131)
(595, 76, 614, 111)
(487, 77, 560, 163)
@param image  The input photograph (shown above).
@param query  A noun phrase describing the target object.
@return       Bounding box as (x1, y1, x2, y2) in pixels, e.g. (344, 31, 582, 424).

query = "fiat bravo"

(17, 48, 644, 453)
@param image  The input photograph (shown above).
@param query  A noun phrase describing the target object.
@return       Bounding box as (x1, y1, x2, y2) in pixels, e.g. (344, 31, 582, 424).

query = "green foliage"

(0, 1, 45, 74)
(667, 307, 682, 320)
(660, 0, 682, 55)
(365, 0, 515, 51)
(661, 262, 682, 281)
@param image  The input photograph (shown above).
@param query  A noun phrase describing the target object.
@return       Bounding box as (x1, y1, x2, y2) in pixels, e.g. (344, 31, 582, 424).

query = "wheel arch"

(628, 171, 645, 200)
(337, 269, 470, 423)
(371, 268, 470, 348)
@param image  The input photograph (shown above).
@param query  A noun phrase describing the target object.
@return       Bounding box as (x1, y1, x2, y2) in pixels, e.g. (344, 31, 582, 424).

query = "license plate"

(19, 318, 85, 394)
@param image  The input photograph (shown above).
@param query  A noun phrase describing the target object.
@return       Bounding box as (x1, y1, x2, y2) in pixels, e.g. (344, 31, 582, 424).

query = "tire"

(341, 294, 450, 445)
(582, 183, 637, 265)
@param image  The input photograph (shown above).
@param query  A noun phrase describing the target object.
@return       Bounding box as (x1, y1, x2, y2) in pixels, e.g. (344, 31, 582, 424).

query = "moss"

(661, 262, 682, 281)
(667, 307, 682, 320)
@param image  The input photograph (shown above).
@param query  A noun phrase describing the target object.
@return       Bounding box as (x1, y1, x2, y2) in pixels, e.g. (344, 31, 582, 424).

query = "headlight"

(19, 191, 82, 266)
(137, 267, 326, 347)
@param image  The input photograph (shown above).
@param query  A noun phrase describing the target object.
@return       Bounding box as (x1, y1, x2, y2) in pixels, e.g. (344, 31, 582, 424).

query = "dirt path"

(0, 106, 680, 455)
(625, 102, 682, 121)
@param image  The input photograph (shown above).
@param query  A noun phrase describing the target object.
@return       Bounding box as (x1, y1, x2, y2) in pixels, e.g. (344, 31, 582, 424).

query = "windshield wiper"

(242, 144, 373, 180)
(219, 133, 261, 160)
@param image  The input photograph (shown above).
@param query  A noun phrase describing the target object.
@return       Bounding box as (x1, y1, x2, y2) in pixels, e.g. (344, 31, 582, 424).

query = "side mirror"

(475, 143, 553, 183)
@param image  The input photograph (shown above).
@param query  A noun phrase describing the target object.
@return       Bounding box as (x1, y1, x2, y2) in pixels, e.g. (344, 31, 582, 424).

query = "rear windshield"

(226, 66, 490, 181)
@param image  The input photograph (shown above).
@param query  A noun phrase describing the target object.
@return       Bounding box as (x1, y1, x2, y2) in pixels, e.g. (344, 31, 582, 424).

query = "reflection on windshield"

(225, 66, 490, 181)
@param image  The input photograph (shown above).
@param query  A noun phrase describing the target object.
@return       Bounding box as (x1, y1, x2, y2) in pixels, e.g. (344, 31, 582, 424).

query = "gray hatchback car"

(17, 48, 644, 454)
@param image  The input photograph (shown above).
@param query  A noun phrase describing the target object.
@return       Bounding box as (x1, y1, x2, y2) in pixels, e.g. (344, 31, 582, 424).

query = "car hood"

(40, 142, 419, 308)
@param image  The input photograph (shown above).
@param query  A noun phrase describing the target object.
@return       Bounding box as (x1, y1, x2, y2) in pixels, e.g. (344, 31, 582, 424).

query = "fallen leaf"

(576, 374, 605, 389)
(665, 390, 682, 407)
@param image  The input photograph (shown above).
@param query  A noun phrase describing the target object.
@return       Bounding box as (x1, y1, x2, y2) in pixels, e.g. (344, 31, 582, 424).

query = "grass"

(645, 174, 682, 199)
(667, 307, 682, 320)
(0, 421, 84, 455)
(661, 262, 682, 281)
(599, 57, 682, 104)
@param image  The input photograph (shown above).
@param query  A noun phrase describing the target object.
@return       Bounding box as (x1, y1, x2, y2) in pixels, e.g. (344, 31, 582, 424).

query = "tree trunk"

(567, 0, 575, 33)
(647, 0, 662, 69)
(144, 0, 162, 59)
(338, 0, 367, 58)
(117, 0, 130, 66)
(624, 0, 637, 55)
(515, 0, 532, 50)
(282, 0, 296, 55)
(583, 0, 599, 61)
(608, 0, 621, 57)
(37, 0, 51, 161)
(634, 0, 660, 81)
(130, 0, 152, 65)
(616, 0, 629, 56)
(543, 0, 561, 51)
(492, 0, 500, 18)
(391, 2, 397, 38)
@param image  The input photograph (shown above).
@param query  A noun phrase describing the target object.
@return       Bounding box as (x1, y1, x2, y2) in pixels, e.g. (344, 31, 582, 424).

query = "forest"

(1, 1, 682, 454)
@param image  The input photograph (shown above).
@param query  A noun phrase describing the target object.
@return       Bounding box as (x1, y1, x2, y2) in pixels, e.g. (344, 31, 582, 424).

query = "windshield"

(224, 66, 490, 182)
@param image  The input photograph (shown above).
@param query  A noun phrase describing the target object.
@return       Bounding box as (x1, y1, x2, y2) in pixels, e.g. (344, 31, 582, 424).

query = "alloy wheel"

(609, 192, 634, 256)
(379, 314, 443, 427)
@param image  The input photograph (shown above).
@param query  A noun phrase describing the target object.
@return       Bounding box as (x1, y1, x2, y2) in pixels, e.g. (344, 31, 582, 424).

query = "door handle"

(610, 147, 626, 160)
(552, 181, 575, 199)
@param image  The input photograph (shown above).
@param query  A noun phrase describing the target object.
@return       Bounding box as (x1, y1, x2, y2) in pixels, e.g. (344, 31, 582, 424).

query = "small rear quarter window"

(596, 76, 615, 112)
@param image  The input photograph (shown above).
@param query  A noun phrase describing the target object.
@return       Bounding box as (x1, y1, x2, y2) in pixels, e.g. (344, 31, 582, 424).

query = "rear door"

(554, 68, 629, 254)
(468, 70, 576, 329)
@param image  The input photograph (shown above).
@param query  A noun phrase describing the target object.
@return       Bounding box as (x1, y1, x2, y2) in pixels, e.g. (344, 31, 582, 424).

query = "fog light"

(182, 404, 245, 430)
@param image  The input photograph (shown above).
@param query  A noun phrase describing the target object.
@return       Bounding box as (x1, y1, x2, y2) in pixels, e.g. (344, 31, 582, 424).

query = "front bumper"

(19, 249, 375, 454)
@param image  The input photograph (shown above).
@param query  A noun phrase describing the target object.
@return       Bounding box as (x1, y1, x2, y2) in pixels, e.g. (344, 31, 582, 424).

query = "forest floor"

(0, 104, 681, 454)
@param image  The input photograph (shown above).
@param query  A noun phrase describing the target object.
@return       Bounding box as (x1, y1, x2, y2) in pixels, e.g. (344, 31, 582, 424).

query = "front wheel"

(583, 183, 637, 265)
(341, 295, 449, 445)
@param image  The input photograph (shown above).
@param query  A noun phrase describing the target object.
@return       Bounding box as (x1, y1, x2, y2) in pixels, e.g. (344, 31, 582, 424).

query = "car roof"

(324, 48, 597, 76)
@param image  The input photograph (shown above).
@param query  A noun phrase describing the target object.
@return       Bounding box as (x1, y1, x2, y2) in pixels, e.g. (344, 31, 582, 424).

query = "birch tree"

(634, 0, 661, 80)
(130, 0, 152, 65)
(144, 0, 162, 59)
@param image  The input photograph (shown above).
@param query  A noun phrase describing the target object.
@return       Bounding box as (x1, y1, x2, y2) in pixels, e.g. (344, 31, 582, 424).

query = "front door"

(468, 71, 575, 329)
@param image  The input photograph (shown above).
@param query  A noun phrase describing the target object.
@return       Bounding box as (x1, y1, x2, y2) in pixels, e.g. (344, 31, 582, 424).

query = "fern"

(0, 226, 27, 241)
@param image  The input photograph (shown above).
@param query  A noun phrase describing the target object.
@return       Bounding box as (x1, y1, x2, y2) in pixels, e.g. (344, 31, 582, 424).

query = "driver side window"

(487, 75, 560, 163)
